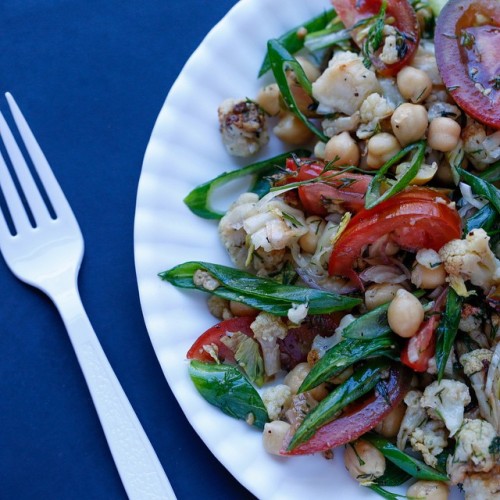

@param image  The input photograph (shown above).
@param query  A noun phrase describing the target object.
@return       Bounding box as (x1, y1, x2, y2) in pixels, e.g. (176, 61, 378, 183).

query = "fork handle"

(53, 286, 176, 500)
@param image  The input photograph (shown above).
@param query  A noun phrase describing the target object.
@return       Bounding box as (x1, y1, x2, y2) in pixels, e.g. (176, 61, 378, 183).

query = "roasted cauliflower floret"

(312, 51, 380, 116)
(461, 349, 493, 377)
(439, 228, 500, 293)
(462, 469, 500, 500)
(397, 390, 427, 450)
(218, 98, 269, 157)
(459, 304, 484, 334)
(321, 112, 360, 139)
(421, 379, 471, 437)
(261, 384, 293, 421)
(462, 119, 500, 170)
(218, 192, 308, 273)
(357, 93, 394, 139)
(447, 418, 498, 484)
(251, 312, 288, 377)
(219, 192, 259, 268)
(242, 196, 308, 253)
(409, 419, 449, 468)
(460, 349, 499, 430)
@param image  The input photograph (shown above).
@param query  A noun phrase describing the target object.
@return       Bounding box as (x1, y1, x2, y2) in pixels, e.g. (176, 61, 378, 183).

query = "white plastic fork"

(0, 93, 176, 500)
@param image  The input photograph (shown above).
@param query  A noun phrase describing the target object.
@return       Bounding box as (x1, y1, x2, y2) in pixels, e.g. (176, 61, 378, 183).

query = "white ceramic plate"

(134, 1, 460, 498)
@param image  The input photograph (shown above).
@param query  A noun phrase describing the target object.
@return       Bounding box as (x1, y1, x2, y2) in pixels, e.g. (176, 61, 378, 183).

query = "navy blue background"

(0, 1, 256, 498)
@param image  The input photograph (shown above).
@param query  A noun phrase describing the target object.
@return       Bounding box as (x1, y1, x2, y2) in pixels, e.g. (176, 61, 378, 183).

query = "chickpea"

(364, 283, 404, 311)
(295, 56, 321, 82)
(273, 112, 314, 144)
(427, 117, 461, 152)
(207, 296, 232, 320)
(229, 300, 258, 317)
(330, 365, 353, 385)
(406, 480, 449, 500)
(366, 133, 401, 170)
(411, 263, 446, 289)
(391, 103, 428, 146)
(262, 421, 291, 455)
(396, 66, 433, 104)
(284, 362, 310, 394)
(324, 131, 360, 166)
(256, 83, 281, 116)
(387, 289, 425, 338)
(374, 401, 406, 438)
(286, 57, 320, 116)
(284, 362, 329, 401)
(299, 216, 324, 254)
(396, 161, 438, 186)
(314, 140, 326, 159)
(273, 111, 313, 144)
(435, 158, 455, 185)
(344, 440, 386, 485)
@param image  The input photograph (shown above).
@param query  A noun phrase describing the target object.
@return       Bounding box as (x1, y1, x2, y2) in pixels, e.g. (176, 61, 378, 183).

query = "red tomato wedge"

(281, 365, 411, 455)
(328, 188, 462, 284)
(186, 316, 255, 363)
(331, 0, 420, 76)
(400, 287, 448, 372)
(284, 158, 371, 215)
(435, 0, 500, 129)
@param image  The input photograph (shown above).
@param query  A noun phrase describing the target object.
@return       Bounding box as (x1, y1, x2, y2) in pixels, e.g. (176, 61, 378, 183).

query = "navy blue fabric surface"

(0, 1, 256, 498)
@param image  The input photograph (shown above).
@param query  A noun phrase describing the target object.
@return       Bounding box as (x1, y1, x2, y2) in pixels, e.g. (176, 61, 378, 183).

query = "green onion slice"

(160, 261, 361, 316)
(258, 9, 336, 76)
(365, 141, 426, 209)
(364, 433, 450, 481)
(288, 359, 390, 450)
(298, 336, 398, 392)
(183, 149, 309, 219)
(435, 287, 463, 381)
(267, 39, 328, 142)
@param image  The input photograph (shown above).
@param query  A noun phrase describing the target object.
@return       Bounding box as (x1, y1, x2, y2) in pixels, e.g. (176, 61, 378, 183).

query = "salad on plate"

(160, 0, 500, 498)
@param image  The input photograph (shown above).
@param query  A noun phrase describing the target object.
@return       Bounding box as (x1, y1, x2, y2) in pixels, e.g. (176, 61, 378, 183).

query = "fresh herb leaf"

(258, 9, 336, 76)
(230, 334, 265, 387)
(374, 460, 411, 487)
(267, 39, 328, 142)
(288, 359, 390, 450)
(364, 433, 450, 481)
(160, 261, 361, 316)
(489, 436, 500, 458)
(361, 0, 388, 66)
(183, 149, 309, 219)
(435, 287, 463, 381)
(298, 336, 398, 392)
(464, 203, 498, 235)
(478, 160, 500, 183)
(304, 21, 350, 52)
(457, 167, 500, 214)
(367, 1, 387, 52)
(189, 360, 268, 429)
(365, 141, 426, 209)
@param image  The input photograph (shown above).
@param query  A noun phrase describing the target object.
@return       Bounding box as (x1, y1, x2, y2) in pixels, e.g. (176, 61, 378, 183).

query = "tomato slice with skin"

(400, 287, 448, 372)
(186, 316, 255, 363)
(281, 365, 412, 455)
(328, 188, 462, 285)
(284, 158, 371, 215)
(331, 0, 420, 76)
(435, 0, 500, 129)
